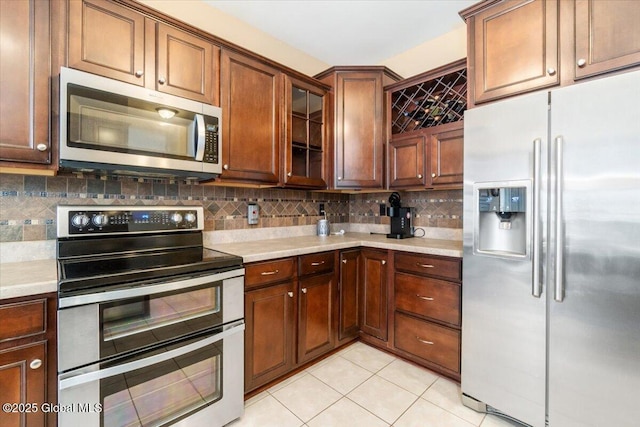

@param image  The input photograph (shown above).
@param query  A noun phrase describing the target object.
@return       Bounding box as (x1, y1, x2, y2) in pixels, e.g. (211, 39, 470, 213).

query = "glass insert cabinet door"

(285, 77, 327, 188)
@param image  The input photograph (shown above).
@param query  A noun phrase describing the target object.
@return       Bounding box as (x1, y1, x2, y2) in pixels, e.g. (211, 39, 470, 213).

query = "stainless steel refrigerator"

(461, 69, 640, 427)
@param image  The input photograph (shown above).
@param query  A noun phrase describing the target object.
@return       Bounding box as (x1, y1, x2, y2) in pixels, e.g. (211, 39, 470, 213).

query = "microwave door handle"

(59, 321, 244, 390)
(194, 114, 205, 161)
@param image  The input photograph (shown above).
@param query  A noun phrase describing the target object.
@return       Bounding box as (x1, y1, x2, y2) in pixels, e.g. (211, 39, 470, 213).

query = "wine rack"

(388, 60, 467, 134)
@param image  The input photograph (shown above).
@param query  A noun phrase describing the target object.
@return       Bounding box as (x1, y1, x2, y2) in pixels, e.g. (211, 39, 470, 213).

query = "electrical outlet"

(319, 203, 325, 216)
(379, 203, 386, 216)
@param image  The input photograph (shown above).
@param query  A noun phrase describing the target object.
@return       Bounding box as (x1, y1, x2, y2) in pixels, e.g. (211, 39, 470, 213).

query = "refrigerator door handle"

(532, 138, 542, 297)
(554, 136, 565, 302)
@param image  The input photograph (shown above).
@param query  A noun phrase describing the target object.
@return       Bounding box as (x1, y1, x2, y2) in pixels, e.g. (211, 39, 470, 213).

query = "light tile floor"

(227, 342, 523, 427)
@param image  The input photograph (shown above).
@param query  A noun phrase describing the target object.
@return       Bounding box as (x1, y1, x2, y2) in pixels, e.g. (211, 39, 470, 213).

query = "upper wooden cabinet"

(316, 67, 401, 189)
(574, 0, 640, 79)
(219, 50, 281, 184)
(462, 0, 559, 104)
(68, 0, 219, 104)
(282, 75, 329, 188)
(386, 61, 466, 190)
(0, 0, 51, 166)
(461, 0, 640, 105)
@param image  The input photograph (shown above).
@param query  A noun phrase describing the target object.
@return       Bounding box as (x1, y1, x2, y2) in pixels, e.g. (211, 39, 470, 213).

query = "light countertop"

(0, 233, 461, 300)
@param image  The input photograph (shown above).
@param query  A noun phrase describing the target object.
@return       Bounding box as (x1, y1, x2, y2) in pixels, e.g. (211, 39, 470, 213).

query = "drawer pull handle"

(30, 359, 42, 370)
(260, 270, 279, 276)
(311, 261, 325, 266)
(416, 337, 434, 345)
(287, 292, 293, 298)
(416, 295, 434, 301)
(417, 263, 434, 268)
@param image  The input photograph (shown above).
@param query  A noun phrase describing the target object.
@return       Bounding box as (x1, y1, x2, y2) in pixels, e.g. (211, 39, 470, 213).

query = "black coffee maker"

(387, 192, 414, 239)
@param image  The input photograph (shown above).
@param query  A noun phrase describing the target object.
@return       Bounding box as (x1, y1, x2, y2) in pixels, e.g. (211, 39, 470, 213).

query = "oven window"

(101, 341, 222, 427)
(101, 283, 222, 359)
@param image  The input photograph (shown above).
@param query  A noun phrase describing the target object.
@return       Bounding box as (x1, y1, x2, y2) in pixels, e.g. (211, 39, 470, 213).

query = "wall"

(0, 173, 461, 244)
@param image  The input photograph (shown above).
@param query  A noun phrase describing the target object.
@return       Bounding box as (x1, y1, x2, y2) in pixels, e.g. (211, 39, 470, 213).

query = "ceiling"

(204, 0, 477, 65)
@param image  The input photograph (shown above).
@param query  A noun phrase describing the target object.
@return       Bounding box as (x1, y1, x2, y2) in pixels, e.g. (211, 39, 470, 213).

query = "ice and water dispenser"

(475, 183, 529, 258)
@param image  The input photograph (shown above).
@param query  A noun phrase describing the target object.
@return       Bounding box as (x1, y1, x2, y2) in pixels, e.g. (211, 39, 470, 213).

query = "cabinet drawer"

(245, 258, 296, 289)
(395, 272, 460, 326)
(394, 312, 460, 373)
(394, 252, 461, 281)
(0, 299, 47, 342)
(298, 251, 334, 276)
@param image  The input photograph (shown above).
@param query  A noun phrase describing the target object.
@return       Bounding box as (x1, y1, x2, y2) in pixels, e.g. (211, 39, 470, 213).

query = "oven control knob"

(184, 212, 196, 224)
(170, 212, 183, 224)
(71, 214, 90, 228)
(92, 214, 109, 227)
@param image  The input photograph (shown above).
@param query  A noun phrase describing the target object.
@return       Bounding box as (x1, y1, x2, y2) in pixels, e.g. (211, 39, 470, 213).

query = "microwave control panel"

(203, 116, 219, 164)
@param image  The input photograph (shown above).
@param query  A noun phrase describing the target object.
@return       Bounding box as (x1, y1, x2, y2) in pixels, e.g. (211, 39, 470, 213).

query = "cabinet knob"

(287, 172, 292, 177)
(342, 259, 347, 264)
(223, 164, 229, 170)
(577, 58, 587, 68)
(547, 67, 557, 76)
(158, 77, 166, 85)
(135, 70, 144, 77)
(337, 176, 342, 181)
(287, 291, 293, 298)
(417, 174, 423, 179)
(301, 288, 307, 294)
(36, 143, 47, 152)
(381, 260, 386, 265)
(431, 173, 436, 178)
(30, 359, 42, 370)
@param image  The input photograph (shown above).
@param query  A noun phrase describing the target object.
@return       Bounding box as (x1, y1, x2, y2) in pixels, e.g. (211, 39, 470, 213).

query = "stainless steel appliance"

(56, 206, 245, 427)
(59, 67, 222, 180)
(461, 70, 640, 426)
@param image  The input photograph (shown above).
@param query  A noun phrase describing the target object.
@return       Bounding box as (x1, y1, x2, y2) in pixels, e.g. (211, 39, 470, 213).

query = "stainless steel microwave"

(59, 67, 222, 180)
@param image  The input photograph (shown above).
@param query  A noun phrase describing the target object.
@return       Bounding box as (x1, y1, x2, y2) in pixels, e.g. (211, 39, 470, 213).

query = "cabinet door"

(428, 123, 463, 187)
(68, 0, 146, 86)
(0, 342, 46, 427)
(471, 0, 559, 103)
(220, 50, 281, 184)
(388, 132, 426, 189)
(359, 249, 388, 341)
(244, 281, 295, 391)
(574, 0, 640, 79)
(338, 250, 360, 343)
(156, 23, 219, 104)
(0, 0, 50, 164)
(334, 72, 385, 188)
(298, 272, 335, 364)
(283, 76, 328, 188)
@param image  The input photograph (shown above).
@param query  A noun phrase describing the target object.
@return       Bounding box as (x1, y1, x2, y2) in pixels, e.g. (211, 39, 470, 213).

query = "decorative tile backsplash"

(0, 173, 461, 243)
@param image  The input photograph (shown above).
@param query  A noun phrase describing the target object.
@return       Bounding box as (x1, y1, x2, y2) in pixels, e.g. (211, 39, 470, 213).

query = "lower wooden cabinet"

(359, 249, 389, 341)
(337, 250, 360, 344)
(244, 280, 296, 391)
(298, 271, 335, 364)
(0, 294, 57, 427)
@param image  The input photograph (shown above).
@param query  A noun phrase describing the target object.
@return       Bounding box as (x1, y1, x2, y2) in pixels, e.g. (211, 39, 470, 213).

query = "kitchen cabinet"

(0, 0, 51, 167)
(573, 0, 640, 79)
(337, 250, 360, 345)
(219, 49, 282, 185)
(244, 258, 296, 392)
(68, 0, 219, 104)
(315, 67, 401, 189)
(392, 252, 462, 380)
(0, 295, 57, 427)
(461, 0, 640, 105)
(282, 76, 330, 188)
(387, 60, 466, 190)
(297, 252, 336, 364)
(358, 249, 389, 341)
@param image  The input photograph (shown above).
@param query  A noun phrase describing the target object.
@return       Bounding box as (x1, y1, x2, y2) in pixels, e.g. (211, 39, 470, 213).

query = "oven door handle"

(59, 321, 244, 390)
(59, 268, 245, 308)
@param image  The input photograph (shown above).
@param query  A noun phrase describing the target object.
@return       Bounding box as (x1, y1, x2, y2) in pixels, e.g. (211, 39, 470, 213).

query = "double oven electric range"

(56, 206, 244, 427)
